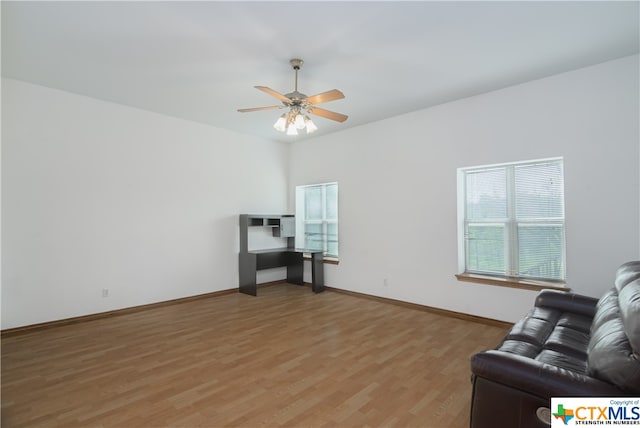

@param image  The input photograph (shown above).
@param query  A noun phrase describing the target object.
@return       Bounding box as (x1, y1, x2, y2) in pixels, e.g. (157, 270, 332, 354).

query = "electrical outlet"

(383, 278, 388, 287)
(102, 288, 110, 298)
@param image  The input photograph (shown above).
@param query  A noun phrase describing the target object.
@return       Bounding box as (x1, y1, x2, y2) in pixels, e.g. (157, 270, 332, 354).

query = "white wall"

(3, 55, 638, 329)
(1, 78, 290, 329)
(290, 55, 640, 323)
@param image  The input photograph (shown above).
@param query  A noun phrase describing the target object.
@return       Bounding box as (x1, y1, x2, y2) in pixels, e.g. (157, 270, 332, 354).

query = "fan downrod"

(288, 58, 305, 98)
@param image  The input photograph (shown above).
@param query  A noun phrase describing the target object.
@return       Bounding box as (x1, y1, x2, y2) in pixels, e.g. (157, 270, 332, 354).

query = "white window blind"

(295, 182, 338, 257)
(460, 158, 565, 281)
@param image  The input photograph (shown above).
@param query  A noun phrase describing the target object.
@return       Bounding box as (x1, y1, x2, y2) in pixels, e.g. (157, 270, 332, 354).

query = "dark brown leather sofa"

(470, 261, 640, 428)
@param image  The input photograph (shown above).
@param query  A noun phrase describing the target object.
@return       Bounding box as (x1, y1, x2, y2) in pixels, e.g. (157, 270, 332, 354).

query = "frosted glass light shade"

(273, 115, 287, 132)
(274, 110, 319, 135)
(286, 124, 298, 135)
(305, 116, 318, 133)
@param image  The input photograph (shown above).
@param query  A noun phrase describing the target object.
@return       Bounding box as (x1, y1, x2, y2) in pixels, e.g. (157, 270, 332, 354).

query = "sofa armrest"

(535, 289, 598, 318)
(471, 350, 623, 397)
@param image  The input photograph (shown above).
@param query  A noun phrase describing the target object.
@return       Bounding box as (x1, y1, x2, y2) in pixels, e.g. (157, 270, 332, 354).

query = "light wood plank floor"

(2, 284, 508, 428)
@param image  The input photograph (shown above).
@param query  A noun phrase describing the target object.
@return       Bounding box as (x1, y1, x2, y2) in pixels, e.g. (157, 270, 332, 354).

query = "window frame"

(295, 182, 339, 259)
(457, 158, 566, 288)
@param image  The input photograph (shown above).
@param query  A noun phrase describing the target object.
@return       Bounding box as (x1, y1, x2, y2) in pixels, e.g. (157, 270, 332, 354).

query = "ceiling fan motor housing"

(290, 58, 304, 70)
(285, 91, 307, 103)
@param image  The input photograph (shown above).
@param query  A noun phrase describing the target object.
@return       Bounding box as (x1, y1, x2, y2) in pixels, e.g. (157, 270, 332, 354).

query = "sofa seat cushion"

(506, 310, 558, 347)
(498, 326, 589, 373)
(556, 313, 593, 333)
(498, 339, 542, 359)
(497, 309, 591, 374)
(527, 307, 562, 323)
(544, 326, 590, 358)
(535, 349, 588, 374)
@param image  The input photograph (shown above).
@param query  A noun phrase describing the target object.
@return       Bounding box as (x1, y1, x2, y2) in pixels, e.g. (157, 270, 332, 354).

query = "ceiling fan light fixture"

(273, 114, 287, 132)
(305, 116, 318, 134)
(294, 113, 306, 129)
(238, 58, 348, 136)
(286, 123, 298, 136)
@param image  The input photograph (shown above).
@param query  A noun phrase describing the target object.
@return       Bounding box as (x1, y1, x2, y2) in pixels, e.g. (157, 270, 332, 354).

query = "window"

(458, 158, 565, 282)
(295, 182, 338, 257)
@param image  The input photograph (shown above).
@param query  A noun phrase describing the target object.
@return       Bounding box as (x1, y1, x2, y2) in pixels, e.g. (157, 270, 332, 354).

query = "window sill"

(455, 273, 569, 292)
(303, 255, 339, 265)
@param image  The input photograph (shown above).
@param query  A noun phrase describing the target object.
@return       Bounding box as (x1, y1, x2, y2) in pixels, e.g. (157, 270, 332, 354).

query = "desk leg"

(239, 253, 257, 296)
(311, 252, 325, 293)
(287, 251, 304, 285)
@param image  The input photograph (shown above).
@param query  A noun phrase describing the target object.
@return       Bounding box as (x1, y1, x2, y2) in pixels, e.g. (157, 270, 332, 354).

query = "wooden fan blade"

(255, 86, 291, 102)
(237, 105, 282, 113)
(304, 89, 345, 105)
(308, 107, 348, 123)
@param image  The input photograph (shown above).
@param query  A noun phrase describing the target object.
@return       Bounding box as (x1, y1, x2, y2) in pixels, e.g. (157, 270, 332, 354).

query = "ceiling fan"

(238, 58, 348, 135)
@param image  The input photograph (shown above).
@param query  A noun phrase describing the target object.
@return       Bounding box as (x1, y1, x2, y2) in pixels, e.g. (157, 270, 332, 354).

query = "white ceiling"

(2, 1, 639, 143)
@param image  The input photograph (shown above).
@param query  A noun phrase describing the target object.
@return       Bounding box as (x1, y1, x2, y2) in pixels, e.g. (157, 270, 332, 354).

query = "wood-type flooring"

(2, 284, 509, 427)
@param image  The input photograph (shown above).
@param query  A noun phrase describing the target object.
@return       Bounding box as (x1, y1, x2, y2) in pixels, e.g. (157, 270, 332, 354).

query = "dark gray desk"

(238, 214, 325, 296)
(238, 248, 324, 296)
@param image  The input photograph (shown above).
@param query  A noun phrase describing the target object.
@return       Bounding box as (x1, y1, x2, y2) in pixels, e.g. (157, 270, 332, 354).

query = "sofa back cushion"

(592, 289, 620, 328)
(615, 261, 640, 293)
(614, 261, 640, 354)
(587, 261, 640, 394)
(588, 315, 640, 394)
(619, 279, 640, 354)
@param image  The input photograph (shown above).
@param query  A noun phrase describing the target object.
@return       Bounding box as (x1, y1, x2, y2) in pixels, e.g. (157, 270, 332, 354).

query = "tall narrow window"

(458, 158, 565, 282)
(295, 182, 338, 257)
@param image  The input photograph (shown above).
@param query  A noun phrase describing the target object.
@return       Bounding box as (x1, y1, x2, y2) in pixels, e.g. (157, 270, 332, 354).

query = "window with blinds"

(459, 158, 565, 281)
(295, 182, 338, 257)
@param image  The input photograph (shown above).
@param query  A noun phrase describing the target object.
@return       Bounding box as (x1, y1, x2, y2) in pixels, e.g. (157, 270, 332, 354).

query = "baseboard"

(1, 288, 240, 337)
(1, 280, 297, 337)
(323, 285, 513, 328)
(2, 280, 510, 337)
